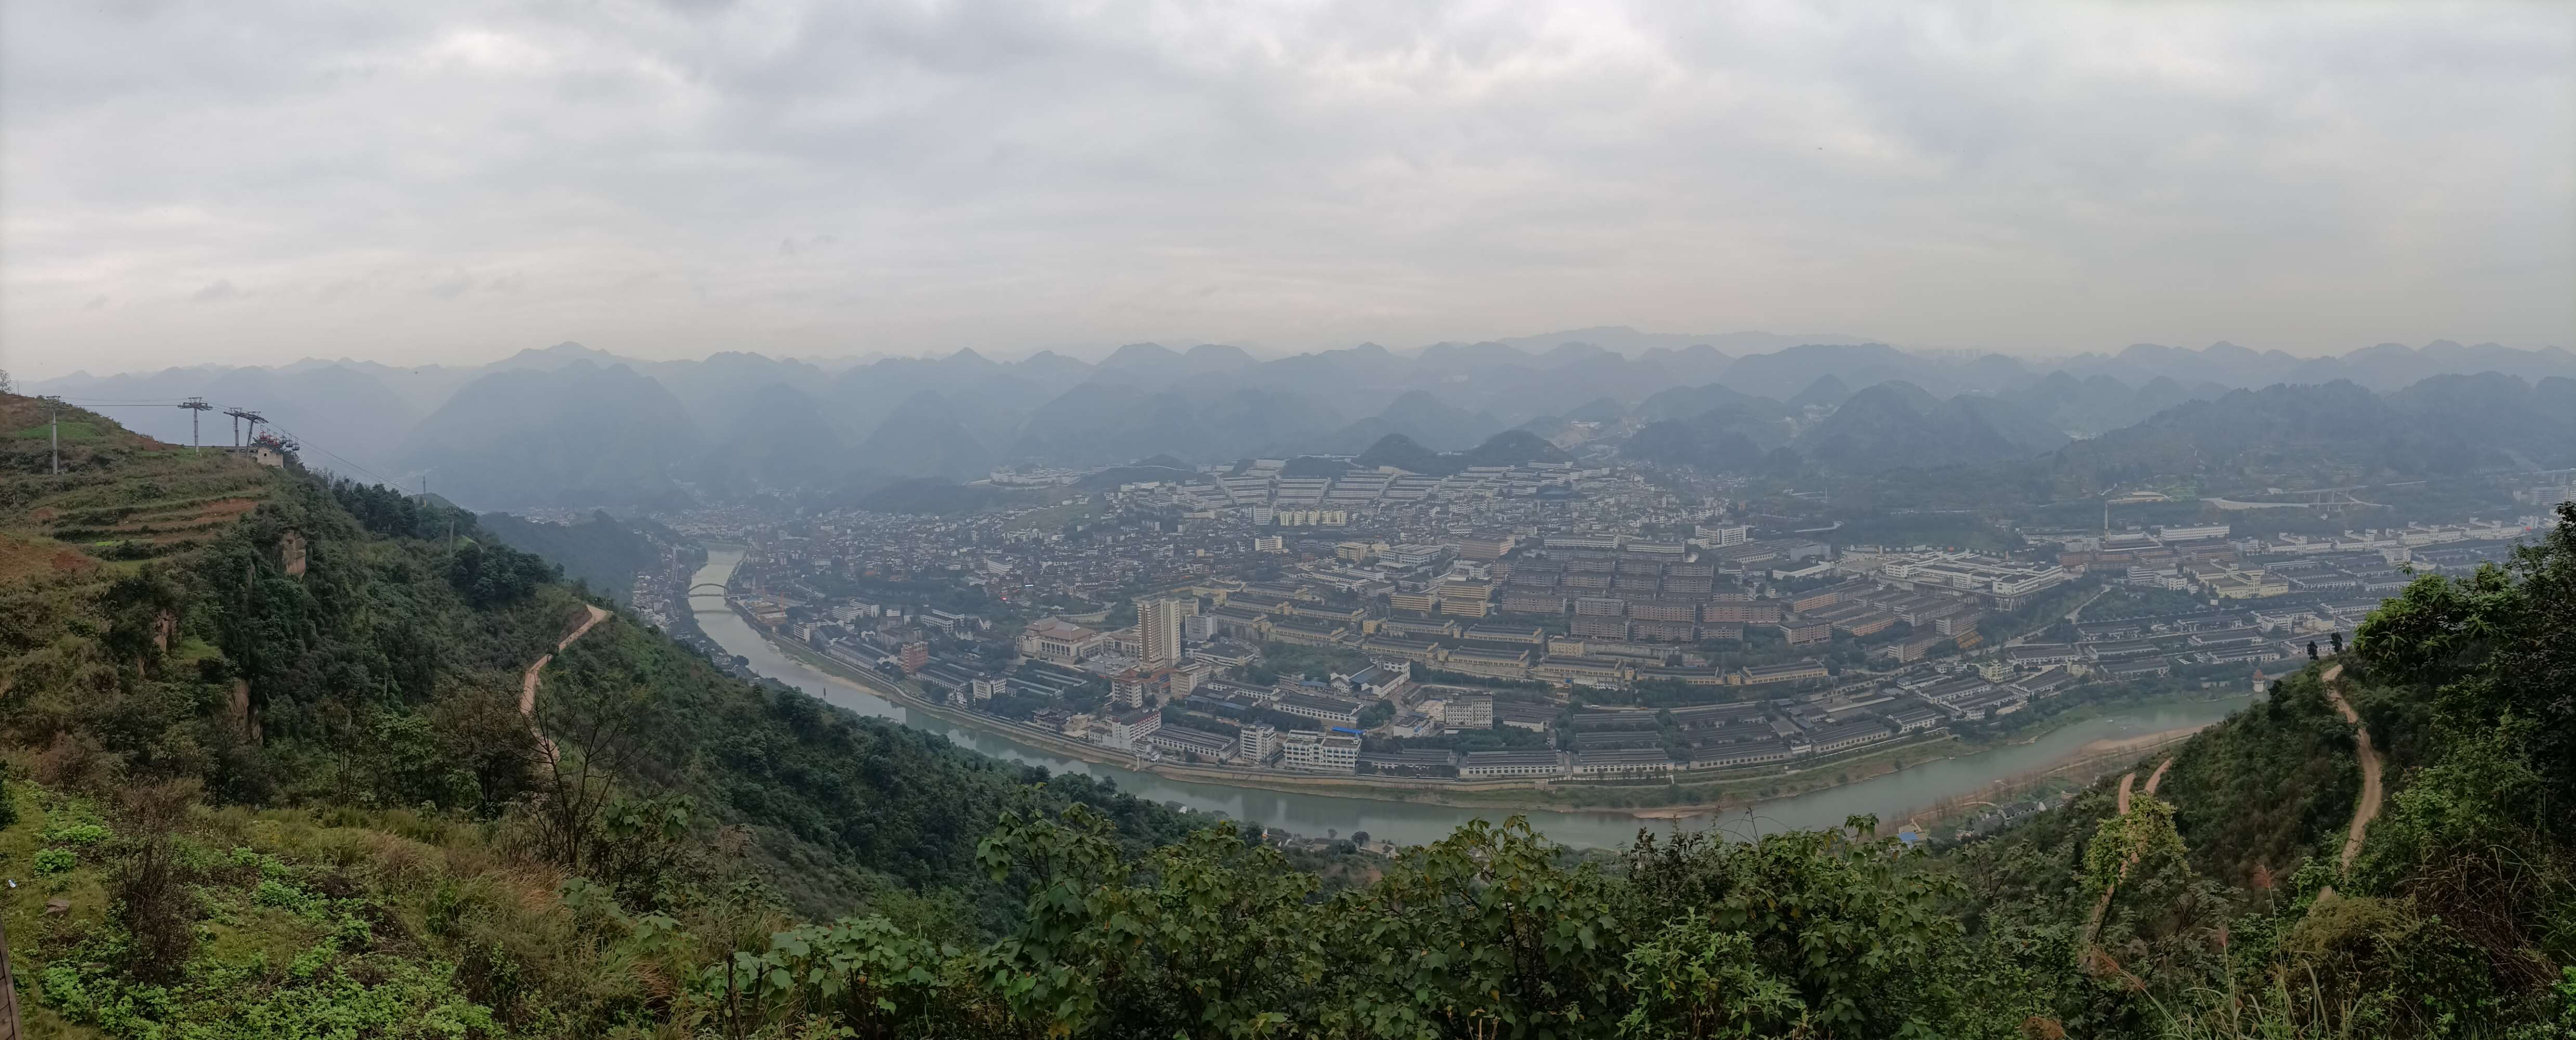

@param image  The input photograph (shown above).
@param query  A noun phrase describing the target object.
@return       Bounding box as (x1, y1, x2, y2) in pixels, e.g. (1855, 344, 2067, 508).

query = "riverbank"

(1901, 725, 2209, 839)
(750, 614, 1683, 808)
(691, 548, 2256, 847)
(738, 600, 2215, 818)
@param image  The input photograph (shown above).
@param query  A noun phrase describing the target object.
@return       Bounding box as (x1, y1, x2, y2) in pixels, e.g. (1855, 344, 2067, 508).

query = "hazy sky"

(4, 1, 2571, 379)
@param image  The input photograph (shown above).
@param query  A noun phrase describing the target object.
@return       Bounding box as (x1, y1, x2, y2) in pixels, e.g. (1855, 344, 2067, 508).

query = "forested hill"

(5, 392, 2572, 1037)
(0, 395, 1196, 1034)
(474, 508, 670, 603)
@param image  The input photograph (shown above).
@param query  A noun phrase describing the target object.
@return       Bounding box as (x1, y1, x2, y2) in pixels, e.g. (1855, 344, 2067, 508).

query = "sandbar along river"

(691, 549, 2249, 848)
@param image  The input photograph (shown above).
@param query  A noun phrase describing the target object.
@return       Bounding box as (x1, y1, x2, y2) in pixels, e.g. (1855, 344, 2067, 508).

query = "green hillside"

(0, 397, 1195, 1037)
(475, 509, 669, 603)
(5, 393, 2571, 1038)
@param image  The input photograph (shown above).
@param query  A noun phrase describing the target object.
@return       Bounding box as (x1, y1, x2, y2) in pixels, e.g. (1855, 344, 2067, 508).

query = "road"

(522, 603, 611, 717)
(2113, 755, 2174, 816)
(2321, 663, 2384, 875)
(2091, 753, 2176, 945)
(521, 603, 610, 764)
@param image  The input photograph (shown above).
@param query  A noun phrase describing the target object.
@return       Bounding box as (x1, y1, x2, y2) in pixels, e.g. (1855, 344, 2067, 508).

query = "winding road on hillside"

(2111, 755, 2173, 815)
(521, 604, 611, 754)
(2087, 755, 2176, 946)
(2321, 663, 2384, 875)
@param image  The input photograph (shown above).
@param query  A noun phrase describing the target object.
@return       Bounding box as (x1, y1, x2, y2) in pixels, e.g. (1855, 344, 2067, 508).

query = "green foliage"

(983, 809, 1326, 1035)
(1253, 639, 1367, 680)
(2158, 671, 2361, 887)
(445, 539, 558, 608)
(14, 401, 2576, 1039)
(680, 810, 2007, 1038)
(2084, 795, 2188, 901)
(539, 616, 1199, 918)
(476, 509, 665, 603)
(694, 916, 963, 1036)
(43, 820, 111, 846)
(1616, 916, 1802, 1037)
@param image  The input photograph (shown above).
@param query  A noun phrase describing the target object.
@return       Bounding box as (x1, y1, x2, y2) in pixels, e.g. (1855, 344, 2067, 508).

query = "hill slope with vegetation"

(0, 396, 1195, 1037)
(4, 393, 2571, 1038)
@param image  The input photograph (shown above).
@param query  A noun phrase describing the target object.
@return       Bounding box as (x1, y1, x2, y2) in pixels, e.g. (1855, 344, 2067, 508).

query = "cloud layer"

(3, 0, 2570, 376)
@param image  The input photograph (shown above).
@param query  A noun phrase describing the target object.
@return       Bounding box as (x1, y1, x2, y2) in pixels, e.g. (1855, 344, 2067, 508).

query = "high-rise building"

(898, 641, 929, 673)
(1139, 597, 1184, 669)
(1238, 723, 1279, 763)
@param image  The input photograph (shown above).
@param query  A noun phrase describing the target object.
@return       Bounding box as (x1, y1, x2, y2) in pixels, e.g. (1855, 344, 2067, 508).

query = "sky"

(3, 0, 2571, 380)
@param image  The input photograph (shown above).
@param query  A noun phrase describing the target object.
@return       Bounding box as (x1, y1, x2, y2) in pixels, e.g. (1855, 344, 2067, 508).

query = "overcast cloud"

(3, 0, 2570, 378)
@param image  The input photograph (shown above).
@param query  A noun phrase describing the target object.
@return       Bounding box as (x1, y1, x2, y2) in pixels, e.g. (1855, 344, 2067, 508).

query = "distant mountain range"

(33, 333, 2571, 510)
(1354, 431, 1573, 477)
(1619, 365, 2576, 493)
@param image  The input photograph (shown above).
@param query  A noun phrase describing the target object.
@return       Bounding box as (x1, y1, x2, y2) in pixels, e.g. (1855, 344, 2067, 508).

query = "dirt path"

(2090, 755, 2177, 943)
(2320, 663, 2384, 874)
(522, 604, 610, 718)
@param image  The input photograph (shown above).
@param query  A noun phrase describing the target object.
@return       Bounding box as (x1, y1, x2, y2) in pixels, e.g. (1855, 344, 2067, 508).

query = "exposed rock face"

(230, 680, 263, 745)
(281, 529, 307, 577)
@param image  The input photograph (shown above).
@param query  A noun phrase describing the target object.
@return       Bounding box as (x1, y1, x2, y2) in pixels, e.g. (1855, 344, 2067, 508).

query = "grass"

(0, 773, 772, 1040)
(11, 420, 106, 443)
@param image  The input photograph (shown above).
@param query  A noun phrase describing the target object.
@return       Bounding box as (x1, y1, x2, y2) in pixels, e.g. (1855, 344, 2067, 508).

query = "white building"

(1440, 694, 1494, 730)
(1689, 525, 1751, 548)
(1238, 723, 1279, 763)
(1280, 730, 1360, 773)
(1138, 597, 1187, 669)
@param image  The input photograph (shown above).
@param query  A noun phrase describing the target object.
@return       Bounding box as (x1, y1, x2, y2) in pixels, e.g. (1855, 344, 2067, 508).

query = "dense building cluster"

(672, 458, 2555, 787)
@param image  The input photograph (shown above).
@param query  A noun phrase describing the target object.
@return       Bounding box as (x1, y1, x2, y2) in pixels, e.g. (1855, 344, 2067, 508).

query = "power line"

(254, 419, 405, 488)
(47, 399, 193, 409)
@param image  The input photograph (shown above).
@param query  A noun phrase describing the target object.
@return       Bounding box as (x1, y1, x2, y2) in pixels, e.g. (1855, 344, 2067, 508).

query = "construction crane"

(178, 397, 212, 452)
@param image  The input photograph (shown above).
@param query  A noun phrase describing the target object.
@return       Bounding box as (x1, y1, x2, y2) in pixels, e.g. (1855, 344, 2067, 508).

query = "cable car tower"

(220, 407, 266, 447)
(178, 397, 213, 451)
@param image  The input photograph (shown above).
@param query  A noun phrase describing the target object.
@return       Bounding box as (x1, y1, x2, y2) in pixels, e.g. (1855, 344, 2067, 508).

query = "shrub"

(112, 836, 200, 982)
(42, 821, 110, 846)
(34, 848, 75, 874)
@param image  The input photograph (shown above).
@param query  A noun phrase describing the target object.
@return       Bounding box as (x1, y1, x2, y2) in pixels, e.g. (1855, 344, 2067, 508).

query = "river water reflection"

(691, 549, 2251, 848)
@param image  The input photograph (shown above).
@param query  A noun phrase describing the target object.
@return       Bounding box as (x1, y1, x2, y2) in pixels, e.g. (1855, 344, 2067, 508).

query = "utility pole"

(179, 397, 212, 452)
(1, 881, 21, 1039)
(43, 396, 62, 475)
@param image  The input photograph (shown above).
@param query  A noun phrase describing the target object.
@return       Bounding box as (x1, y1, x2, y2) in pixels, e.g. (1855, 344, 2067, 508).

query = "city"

(623, 453, 2560, 803)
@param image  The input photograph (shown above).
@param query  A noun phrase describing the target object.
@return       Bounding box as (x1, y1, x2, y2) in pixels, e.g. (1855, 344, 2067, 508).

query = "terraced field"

(0, 396, 277, 563)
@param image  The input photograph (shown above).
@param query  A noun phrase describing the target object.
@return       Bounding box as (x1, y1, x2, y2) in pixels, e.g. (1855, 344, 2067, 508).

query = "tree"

(2328, 631, 2344, 655)
(2308, 640, 2320, 660)
(531, 667, 656, 876)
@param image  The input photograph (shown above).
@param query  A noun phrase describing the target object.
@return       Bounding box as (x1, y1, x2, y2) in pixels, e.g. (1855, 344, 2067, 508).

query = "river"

(691, 549, 2253, 848)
